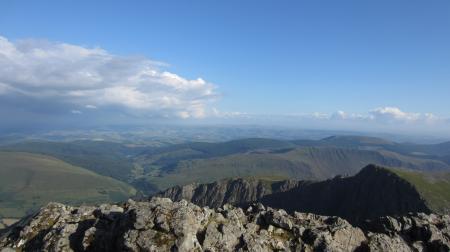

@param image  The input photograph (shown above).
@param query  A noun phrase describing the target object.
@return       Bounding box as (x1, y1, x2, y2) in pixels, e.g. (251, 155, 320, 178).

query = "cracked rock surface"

(1, 197, 449, 251)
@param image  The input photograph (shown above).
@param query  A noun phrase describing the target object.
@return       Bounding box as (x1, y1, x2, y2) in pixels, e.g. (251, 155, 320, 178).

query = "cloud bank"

(208, 107, 449, 136)
(0, 36, 216, 121)
(226, 107, 442, 125)
(307, 107, 441, 125)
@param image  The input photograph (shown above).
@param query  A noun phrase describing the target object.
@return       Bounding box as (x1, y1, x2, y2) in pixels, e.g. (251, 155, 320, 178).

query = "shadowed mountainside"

(259, 165, 430, 224)
(157, 165, 450, 225)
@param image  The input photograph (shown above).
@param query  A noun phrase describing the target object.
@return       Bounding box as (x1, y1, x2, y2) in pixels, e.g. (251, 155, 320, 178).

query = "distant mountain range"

(136, 136, 450, 190)
(145, 145, 449, 190)
(1, 135, 450, 220)
(3, 136, 450, 190)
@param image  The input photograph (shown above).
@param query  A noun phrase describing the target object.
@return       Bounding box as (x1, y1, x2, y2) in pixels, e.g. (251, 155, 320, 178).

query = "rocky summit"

(1, 198, 450, 252)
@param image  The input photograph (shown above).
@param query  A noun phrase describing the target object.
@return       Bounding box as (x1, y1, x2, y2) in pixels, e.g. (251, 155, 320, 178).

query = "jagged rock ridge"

(157, 178, 302, 209)
(157, 165, 431, 225)
(1, 198, 450, 251)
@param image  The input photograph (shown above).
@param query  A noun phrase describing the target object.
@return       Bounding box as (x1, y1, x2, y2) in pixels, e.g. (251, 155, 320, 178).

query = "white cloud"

(331, 110, 348, 120)
(369, 107, 441, 124)
(229, 107, 446, 129)
(370, 107, 419, 122)
(423, 113, 440, 123)
(0, 36, 217, 119)
(311, 112, 330, 120)
(211, 107, 247, 118)
(85, 104, 97, 109)
(289, 107, 442, 125)
(71, 110, 82, 114)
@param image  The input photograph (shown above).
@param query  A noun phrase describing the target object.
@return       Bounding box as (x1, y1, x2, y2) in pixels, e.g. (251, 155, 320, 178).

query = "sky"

(1, 0, 450, 136)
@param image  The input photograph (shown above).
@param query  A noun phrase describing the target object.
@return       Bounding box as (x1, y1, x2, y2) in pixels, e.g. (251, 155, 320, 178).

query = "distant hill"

(293, 135, 395, 148)
(145, 146, 449, 190)
(1, 140, 142, 182)
(136, 138, 297, 169)
(146, 138, 297, 156)
(294, 135, 450, 159)
(0, 152, 136, 218)
(157, 165, 450, 225)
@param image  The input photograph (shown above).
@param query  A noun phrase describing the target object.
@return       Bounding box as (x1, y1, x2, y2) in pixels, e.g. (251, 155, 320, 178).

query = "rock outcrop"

(156, 178, 301, 209)
(156, 165, 431, 225)
(1, 197, 449, 251)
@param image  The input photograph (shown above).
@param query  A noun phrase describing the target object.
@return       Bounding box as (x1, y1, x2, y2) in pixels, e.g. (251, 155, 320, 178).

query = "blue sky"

(1, 0, 450, 135)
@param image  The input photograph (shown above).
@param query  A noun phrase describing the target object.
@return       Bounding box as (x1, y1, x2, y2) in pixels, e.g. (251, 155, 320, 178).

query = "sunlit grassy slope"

(2, 141, 139, 182)
(0, 152, 136, 218)
(390, 168, 450, 214)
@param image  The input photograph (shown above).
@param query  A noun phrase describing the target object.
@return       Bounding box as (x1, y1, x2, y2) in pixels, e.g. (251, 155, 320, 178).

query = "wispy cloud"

(85, 105, 97, 109)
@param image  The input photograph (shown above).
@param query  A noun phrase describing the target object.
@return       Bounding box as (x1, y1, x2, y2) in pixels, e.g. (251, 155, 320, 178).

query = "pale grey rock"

(1, 198, 449, 252)
(367, 233, 411, 252)
(263, 209, 293, 230)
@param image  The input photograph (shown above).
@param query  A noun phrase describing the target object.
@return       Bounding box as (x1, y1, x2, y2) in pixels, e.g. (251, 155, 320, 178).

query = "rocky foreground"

(1, 198, 449, 252)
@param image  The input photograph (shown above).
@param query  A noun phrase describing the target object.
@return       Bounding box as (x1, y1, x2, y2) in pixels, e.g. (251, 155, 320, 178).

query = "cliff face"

(156, 165, 431, 225)
(1, 197, 449, 252)
(156, 178, 302, 209)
